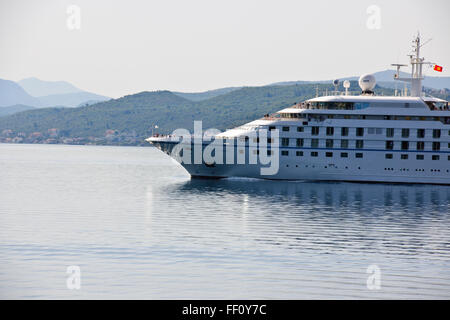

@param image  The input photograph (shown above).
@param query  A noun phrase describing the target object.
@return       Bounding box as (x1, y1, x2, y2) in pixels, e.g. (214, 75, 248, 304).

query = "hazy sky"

(1, 0, 449, 98)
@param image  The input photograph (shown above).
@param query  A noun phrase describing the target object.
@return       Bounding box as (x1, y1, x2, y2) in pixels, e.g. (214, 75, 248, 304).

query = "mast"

(392, 32, 433, 97)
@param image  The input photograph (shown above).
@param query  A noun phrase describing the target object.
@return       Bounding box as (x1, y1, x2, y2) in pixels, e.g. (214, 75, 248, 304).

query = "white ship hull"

(151, 140, 450, 185)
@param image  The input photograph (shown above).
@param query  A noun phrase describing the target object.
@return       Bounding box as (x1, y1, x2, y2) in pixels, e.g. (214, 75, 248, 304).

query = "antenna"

(420, 38, 432, 48)
(392, 32, 434, 97)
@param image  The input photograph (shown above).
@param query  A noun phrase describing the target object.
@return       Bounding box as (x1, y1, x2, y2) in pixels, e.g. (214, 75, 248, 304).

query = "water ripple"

(0, 144, 449, 299)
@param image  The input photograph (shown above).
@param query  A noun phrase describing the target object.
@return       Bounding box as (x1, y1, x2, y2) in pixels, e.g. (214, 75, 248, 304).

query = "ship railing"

(429, 106, 450, 111)
(260, 115, 306, 121)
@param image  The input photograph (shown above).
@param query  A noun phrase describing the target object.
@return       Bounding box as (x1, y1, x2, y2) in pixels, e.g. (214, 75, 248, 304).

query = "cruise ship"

(148, 34, 449, 184)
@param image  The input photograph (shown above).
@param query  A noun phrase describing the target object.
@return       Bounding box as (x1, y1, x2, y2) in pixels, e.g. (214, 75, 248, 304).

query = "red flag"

(434, 65, 443, 72)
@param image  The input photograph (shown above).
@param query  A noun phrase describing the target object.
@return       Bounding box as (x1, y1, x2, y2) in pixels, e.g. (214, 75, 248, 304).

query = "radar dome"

(358, 74, 376, 92)
(333, 79, 340, 86)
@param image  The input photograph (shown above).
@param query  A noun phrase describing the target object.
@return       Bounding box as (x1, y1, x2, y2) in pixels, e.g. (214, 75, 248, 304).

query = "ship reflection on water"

(174, 178, 449, 214)
(162, 179, 450, 259)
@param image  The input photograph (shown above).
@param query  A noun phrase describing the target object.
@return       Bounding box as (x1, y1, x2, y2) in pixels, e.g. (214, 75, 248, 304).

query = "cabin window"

(433, 129, 441, 138)
(341, 127, 349, 136)
(326, 139, 334, 148)
(416, 154, 424, 160)
(340, 152, 348, 158)
(386, 141, 394, 150)
(385, 154, 393, 159)
(269, 126, 276, 131)
(417, 141, 425, 150)
(311, 127, 320, 136)
(296, 151, 303, 156)
(401, 141, 409, 150)
(281, 150, 289, 156)
(401, 129, 410, 138)
(432, 142, 440, 151)
(356, 140, 364, 149)
(297, 127, 304, 132)
(401, 154, 408, 160)
(311, 139, 319, 148)
(432, 155, 440, 160)
(355, 153, 363, 158)
(311, 151, 318, 157)
(356, 128, 364, 137)
(326, 127, 334, 136)
(282, 126, 290, 132)
(281, 138, 289, 146)
(341, 140, 349, 148)
(386, 128, 395, 137)
(326, 152, 333, 157)
(296, 138, 304, 147)
(417, 129, 425, 138)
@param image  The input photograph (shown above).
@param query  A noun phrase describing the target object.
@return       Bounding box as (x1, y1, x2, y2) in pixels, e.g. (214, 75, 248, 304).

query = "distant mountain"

(37, 92, 111, 108)
(0, 79, 41, 107)
(0, 77, 110, 108)
(422, 76, 450, 90)
(0, 104, 35, 117)
(18, 77, 83, 97)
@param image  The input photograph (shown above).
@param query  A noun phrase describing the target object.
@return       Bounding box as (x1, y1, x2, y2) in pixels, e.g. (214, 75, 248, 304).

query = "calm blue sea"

(0, 143, 449, 299)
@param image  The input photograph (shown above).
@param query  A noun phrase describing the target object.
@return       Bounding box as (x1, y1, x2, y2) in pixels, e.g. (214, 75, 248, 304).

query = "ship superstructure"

(148, 34, 449, 184)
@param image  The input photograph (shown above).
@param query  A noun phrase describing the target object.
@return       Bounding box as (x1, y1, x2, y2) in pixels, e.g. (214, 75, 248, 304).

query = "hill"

(18, 77, 83, 96)
(0, 105, 35, 117)
(36, 92, 111, 108)
(0, 82, 396, 145)
(0, 79, 40, 107)
(0, 77, 110, 108)
(173, 87, 242, 101)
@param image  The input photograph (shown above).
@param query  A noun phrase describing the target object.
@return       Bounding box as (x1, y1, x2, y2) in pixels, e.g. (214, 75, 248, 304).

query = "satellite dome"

(343, 80, 351, 89)
(358, 74, 376, 93)
(333, 79, 340, 86)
